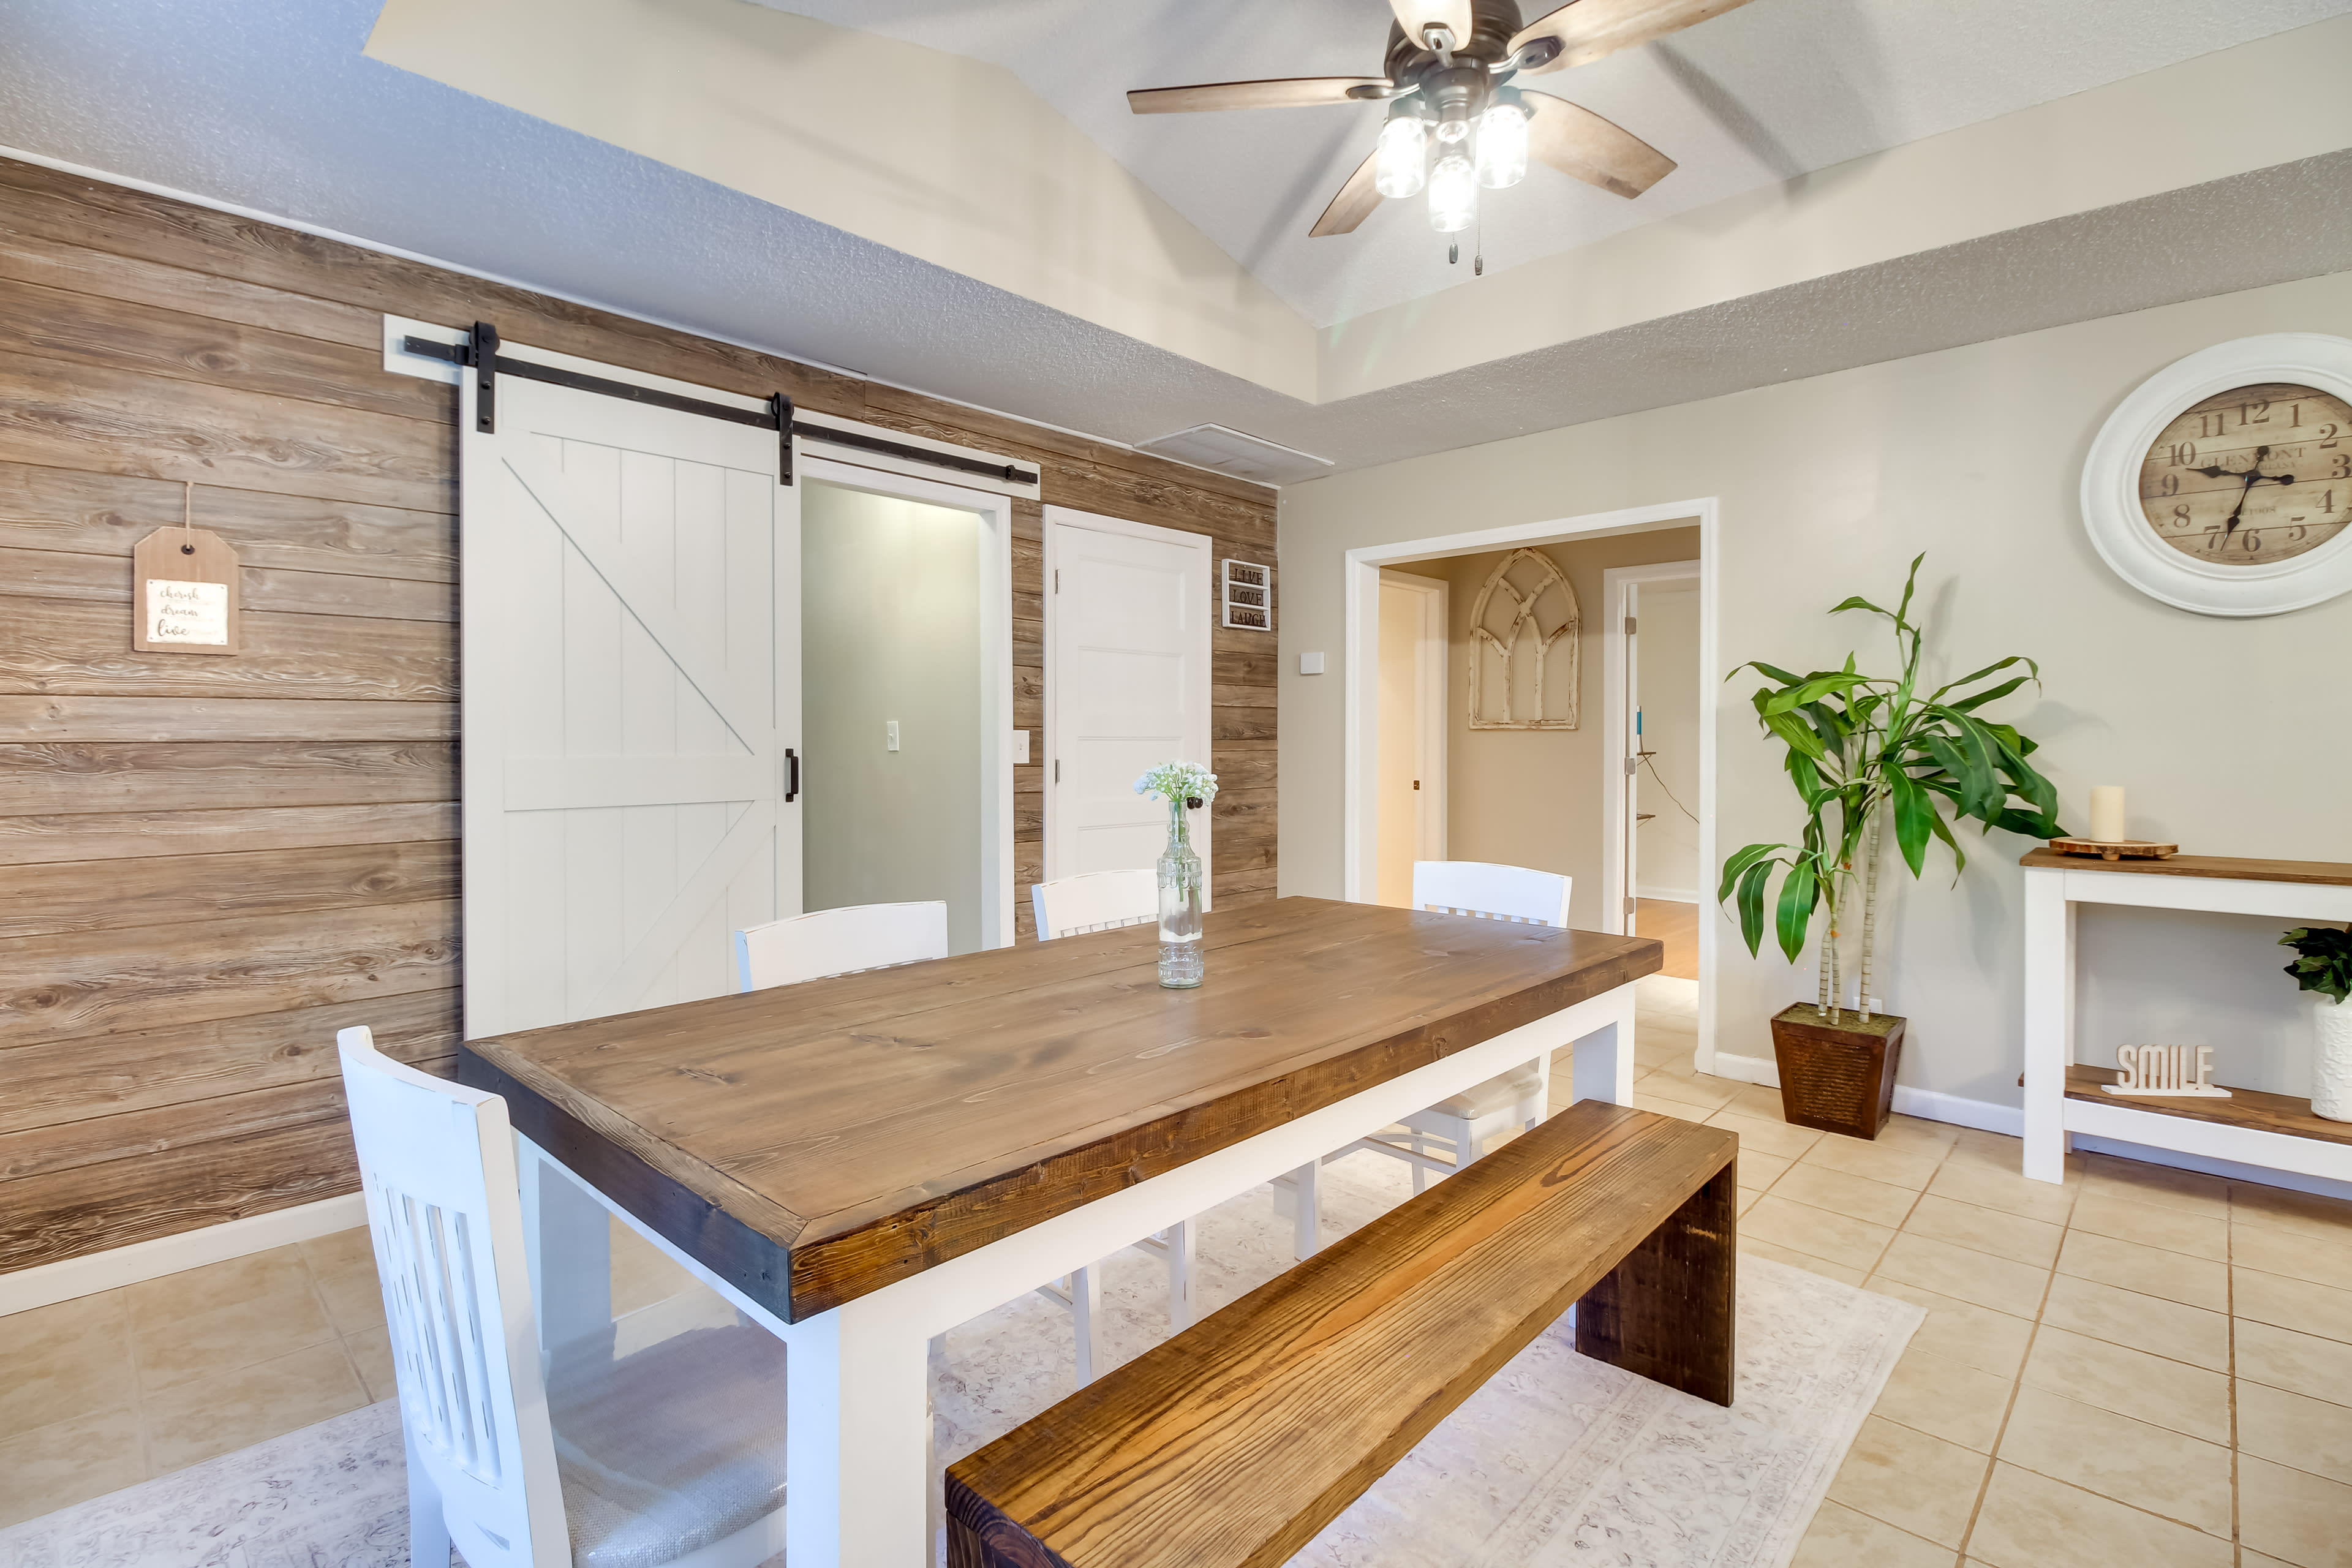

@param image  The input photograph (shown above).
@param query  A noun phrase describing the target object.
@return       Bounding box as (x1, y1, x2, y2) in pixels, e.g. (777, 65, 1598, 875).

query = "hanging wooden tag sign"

(133, 489, 239, 654)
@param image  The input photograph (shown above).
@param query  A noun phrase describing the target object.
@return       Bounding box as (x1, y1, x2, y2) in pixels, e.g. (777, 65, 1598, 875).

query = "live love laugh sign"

(132, 526, 240, 655)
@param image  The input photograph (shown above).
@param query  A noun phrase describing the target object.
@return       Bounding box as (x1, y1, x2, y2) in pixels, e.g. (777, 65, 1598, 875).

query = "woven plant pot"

(1768, 1005, 1905, 1140)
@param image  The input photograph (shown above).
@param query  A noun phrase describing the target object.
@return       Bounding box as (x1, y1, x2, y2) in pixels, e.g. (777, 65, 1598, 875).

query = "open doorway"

(1374, 570, 1447, 906)
(1344, 498, 1721, 1069)
(800, 464, 1014, 954)
(1604, 563, 1702, 981)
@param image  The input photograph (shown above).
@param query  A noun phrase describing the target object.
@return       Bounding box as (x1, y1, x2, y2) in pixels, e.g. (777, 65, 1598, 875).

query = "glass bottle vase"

(1157, 797, 1205, 988)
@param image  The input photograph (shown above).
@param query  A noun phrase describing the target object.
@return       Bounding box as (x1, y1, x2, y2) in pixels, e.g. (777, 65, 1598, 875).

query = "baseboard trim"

(1634, 888, 1700, 905)
(0, 1194, 367, 1317)
(1698, 1051, 2352, 1198)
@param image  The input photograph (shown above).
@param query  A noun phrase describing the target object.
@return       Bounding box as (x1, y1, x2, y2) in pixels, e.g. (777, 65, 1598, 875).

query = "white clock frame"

(2082, 332, 2352, 617)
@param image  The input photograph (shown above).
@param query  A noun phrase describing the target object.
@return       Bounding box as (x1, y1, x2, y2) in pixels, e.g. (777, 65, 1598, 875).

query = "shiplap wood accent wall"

(0, 155, 1276, 1275)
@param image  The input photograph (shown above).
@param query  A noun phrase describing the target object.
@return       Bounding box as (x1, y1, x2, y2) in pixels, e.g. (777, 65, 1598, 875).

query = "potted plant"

(2280, 925, 2352, 1120)
(1717, 555, 2067, 1139)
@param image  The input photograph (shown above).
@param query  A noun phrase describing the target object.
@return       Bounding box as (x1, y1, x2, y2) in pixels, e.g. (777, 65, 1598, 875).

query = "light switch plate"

(886, 720, 900, 752)
(1012, 729, 1030, 764)
(1299, 652, 1325, 675)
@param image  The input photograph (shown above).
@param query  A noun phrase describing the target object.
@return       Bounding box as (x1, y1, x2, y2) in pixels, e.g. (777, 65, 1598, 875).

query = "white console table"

(2022, 848, 2352, 1186)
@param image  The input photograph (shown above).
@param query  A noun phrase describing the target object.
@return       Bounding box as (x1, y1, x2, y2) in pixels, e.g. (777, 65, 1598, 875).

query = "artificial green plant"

(1717, 554, 2067, 1023)
(2280, 926, 2352, 1005)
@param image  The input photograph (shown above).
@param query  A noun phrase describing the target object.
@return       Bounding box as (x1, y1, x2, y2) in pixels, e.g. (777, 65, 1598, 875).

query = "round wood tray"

(2048, 837, 2178, 862)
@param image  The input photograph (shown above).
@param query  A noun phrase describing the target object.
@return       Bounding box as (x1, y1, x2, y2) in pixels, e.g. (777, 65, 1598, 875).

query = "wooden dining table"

(459, 896, 1660, 1567)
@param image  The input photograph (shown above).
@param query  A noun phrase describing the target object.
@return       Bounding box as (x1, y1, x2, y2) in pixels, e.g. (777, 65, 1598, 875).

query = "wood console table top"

(2020, 848, 2352, 888)
(461, 897, 1660, 1322)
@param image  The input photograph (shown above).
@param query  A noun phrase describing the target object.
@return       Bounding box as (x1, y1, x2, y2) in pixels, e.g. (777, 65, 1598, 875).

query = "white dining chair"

(1027, 869, 1197, 1376)
(735, 899, 949, 991)
(1280, 861, 1568, 1258)
(1028, 868, 1160, 940)
(337, 1027, 788, 1568)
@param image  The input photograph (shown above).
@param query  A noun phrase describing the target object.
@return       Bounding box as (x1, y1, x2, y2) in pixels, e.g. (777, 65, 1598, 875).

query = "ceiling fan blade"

(1510, 0, 1757, 74)
(1389, 0, 1474, 48)
(1309, 148, 1386, 238)
(1522, 91, 1676, 197)
(1128, 78, 1388, 114)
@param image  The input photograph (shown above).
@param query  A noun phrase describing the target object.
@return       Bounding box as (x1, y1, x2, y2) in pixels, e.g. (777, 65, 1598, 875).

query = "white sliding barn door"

(461, 367, 797, 1038)
(1044, 509, 1212, 886)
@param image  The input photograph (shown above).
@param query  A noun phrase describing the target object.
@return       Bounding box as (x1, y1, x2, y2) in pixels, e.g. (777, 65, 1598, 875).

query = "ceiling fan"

(1128, 0, 1754, 243)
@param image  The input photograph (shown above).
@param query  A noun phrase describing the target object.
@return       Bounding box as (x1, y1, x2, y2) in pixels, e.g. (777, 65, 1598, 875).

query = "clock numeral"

(2239, 399, 2272, 427)
(2292, 524, 2309, 541)
(2199, 412, 2227, 439)
(2326, 489, 2336, 515)
(2158, 472, 2180, 497)
(2320, 423, 2340, 449)
(2335, 455, 2351, 480)
(2169, 442, 2197, 467)
(2173, 503, 2192, 529)
(2244, 530, 2262, 553)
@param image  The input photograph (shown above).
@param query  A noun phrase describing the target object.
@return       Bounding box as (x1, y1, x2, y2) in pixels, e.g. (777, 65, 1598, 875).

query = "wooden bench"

(944, 1100, 1738, 1568)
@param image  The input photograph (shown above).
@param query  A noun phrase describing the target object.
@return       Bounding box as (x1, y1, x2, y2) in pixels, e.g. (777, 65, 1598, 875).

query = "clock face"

(2138, 382, 2352, 565)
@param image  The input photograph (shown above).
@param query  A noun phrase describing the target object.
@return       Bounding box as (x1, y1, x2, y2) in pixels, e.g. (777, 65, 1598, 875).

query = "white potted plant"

(2280, 925, 2352, 1120)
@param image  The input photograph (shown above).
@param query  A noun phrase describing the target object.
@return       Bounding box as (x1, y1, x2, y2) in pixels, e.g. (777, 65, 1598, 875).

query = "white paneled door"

(1044, 509, 1212, 886)
(461, 364, 797, 1039)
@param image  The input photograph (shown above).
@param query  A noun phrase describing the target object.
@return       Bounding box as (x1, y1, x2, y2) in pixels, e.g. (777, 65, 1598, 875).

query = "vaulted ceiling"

(760, 0, 2350, 328)
(1, 0, 2346, 477)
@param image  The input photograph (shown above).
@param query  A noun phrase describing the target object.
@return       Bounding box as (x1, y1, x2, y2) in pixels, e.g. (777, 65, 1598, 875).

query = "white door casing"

(1043, 509, 1213, 889)
(462, 362, 798, 1039)
(1600, 560, 1700, 938)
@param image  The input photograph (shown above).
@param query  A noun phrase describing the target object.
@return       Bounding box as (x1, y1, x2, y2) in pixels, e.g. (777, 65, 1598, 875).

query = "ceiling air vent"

(1133, 424, 1333, 486)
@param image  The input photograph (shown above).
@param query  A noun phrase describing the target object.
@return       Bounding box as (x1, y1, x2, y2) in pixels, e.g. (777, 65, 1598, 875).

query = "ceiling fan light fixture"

(1475, 99, 1528, 189)
(1427, 151, 1477, 232)
(1375, 113, 1428, 198)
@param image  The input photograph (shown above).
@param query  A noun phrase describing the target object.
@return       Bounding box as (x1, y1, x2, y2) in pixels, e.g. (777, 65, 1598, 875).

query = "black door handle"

(785, 747, 799, 803)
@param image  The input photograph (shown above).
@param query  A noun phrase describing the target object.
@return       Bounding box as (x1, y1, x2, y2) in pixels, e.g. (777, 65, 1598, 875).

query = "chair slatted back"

(1030, 869, 1158, 941)
(734, 900, 950, 991)
(1411, 860, 1572, 927)
(338, 1027, 568, 1568)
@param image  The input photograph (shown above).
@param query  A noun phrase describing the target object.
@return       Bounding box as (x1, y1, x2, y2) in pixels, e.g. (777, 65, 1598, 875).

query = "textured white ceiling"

(0, 0, 2345, 479)
(761, 0, 2352, 327)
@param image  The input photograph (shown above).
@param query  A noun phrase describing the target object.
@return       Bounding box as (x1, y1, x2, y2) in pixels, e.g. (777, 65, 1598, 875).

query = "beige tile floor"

(1596, 982, 2352, 1568)
(6, 979, 2348, 1566)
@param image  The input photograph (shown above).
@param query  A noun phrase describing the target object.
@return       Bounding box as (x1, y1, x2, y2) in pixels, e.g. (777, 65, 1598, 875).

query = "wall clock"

(2081, 333, 2352, 616)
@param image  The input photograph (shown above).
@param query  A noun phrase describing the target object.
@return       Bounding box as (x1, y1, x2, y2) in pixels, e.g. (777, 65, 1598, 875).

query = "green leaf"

(1894, 552, 1926, 624)
(1945, 674, 2030, 713)
(1889, 768, 1934, 876)
(1763, 710, 1829, 761)
(1774, 859, 1820, 963)
(1717, 842, 1783, 902)
(1735, 859, 1776, 957)
(1732, 660, 1807, 686)
(1828, 595, 1892, 619)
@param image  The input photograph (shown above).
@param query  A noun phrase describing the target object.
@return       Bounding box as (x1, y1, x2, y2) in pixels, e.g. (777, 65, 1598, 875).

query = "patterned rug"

(0, 1152, 1919, 1568)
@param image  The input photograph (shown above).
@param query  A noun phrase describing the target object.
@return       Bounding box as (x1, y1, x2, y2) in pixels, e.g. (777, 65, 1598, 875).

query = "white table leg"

(1570, 992, 1638, 1107)
(516, 1137, 610, 1362)
(783, 1298, 935, 1567)
(2022, 870, 2073, 1184)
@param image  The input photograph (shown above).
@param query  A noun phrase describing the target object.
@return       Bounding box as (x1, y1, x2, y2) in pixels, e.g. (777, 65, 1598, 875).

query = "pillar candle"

(2088, 785, 2127, 843)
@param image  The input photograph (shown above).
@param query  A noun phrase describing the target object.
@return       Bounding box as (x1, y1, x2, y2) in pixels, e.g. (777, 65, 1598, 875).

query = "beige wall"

(1404, 529, 1699, 930)
(1279, 270, 2352, 1108)
(802, 484, 986, 952)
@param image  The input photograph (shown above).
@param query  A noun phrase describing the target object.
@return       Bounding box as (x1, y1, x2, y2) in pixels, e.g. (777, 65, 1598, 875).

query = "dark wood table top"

(460, 897, 1660, 1321)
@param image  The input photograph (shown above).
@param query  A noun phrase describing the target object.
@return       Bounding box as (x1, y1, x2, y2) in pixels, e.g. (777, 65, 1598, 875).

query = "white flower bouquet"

(1133, 760, 1218, 809)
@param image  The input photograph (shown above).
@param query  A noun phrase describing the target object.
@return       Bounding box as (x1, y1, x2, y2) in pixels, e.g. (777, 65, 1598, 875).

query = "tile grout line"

(2226, 1198, 2241, 1567)
(1946, 1136, 2070, 1567)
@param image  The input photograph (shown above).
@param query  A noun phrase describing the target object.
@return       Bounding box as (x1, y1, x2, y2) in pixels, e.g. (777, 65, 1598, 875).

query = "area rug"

(0, 1153, 1919, 1568)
